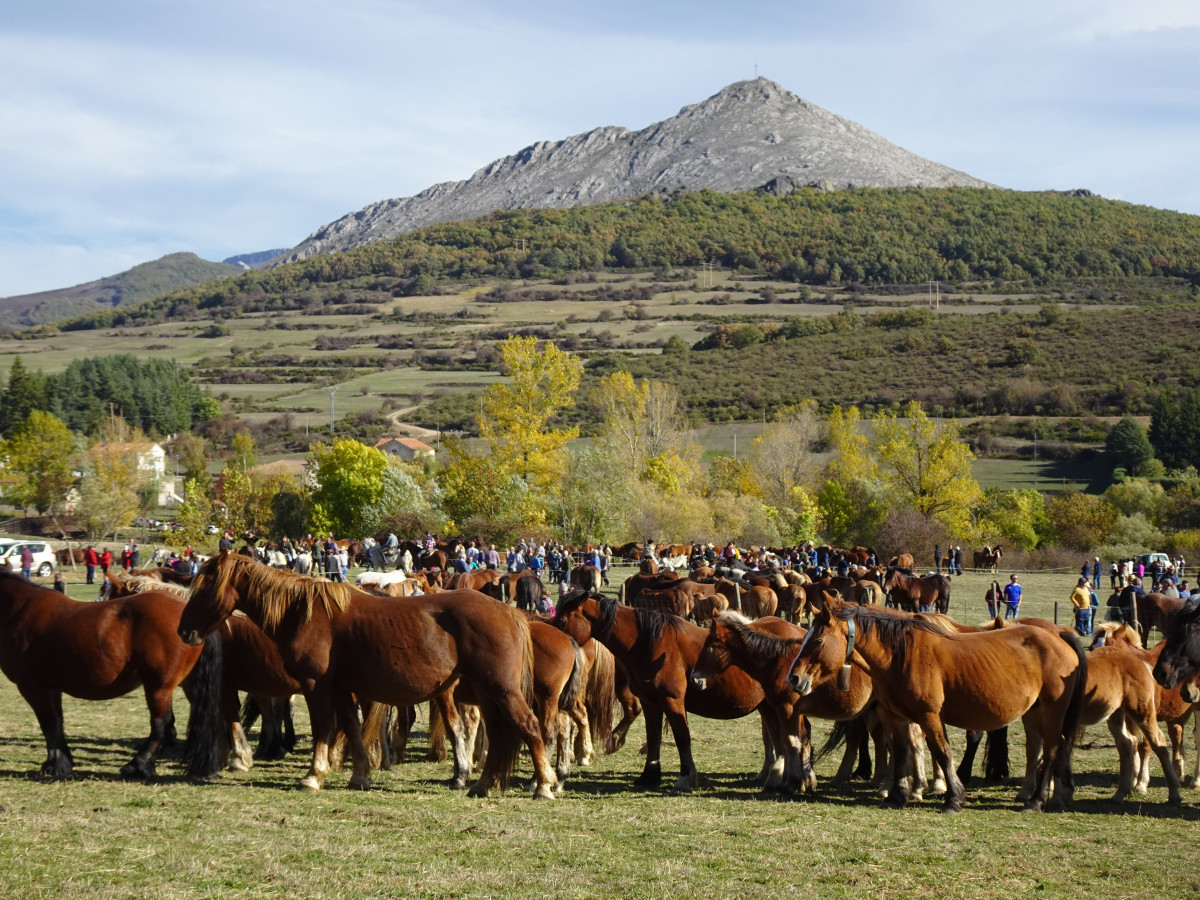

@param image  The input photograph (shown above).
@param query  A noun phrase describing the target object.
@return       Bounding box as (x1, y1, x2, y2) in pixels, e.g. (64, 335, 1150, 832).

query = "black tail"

(983, 727, 1010, 782)
(184, 630, 227, 780)
(814, 718, 855, 764)
(1054, 629, 1089, 800)
(240, 694, 261, 732)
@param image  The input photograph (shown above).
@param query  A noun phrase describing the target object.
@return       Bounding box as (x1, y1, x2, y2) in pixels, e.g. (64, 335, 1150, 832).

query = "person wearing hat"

(1002, 573, 1022, 620)
(1070, 576, 1093, 636)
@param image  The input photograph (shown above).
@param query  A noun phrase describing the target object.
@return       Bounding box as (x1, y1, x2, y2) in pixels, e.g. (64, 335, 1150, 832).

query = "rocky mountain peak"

(269, 79, 992, 266)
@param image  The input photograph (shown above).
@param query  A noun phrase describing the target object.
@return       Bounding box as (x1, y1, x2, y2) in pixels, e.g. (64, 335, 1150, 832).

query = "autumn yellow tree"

(870, 402, 983, 537)
(479, 336, 582, 491)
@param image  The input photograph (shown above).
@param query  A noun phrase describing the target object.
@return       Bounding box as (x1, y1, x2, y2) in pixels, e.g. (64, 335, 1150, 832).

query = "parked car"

(1137, 552, 1171, 572)
(0, 541, 57, 576)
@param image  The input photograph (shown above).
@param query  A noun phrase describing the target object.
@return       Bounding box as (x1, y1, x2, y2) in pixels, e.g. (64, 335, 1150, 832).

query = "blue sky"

(2, 0, 1198, 296)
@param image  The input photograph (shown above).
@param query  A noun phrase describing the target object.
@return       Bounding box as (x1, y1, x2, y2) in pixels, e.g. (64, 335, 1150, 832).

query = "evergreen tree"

(1106, 416, 1156, 476)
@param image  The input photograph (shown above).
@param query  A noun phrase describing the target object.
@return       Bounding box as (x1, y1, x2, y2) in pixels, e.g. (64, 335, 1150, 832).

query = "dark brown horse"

(787, 595, 1087, 812)
(1136, 592, 1186, 646)
(552, 590, 767, 790)
(0, 570, 224, 781)
(178, 551, 556, 798)
(884, 568, 950, 614)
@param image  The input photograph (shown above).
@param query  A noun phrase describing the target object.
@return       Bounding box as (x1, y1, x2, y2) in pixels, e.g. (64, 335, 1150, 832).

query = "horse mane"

(1092, 621, 1144, 648)
(827, 602, 957, 667)
(192, 552, 352, 633)
(117, 573, 189, 598)
(716, 612, 802, 662)
(1169, 598, 1200, 632)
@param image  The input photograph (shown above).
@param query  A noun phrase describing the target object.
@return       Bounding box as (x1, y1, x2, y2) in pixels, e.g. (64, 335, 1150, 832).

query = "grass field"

(0, 566, 1195, 898)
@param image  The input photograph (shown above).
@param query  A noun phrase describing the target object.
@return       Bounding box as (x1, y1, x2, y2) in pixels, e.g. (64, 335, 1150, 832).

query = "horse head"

(786, 591, 850, 695)
(178, 551, 239, 646)
(1153, 599, 1200, 690)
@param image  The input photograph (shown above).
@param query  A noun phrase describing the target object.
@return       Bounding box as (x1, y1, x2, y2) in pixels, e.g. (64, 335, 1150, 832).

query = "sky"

(2, 0, 1199, 297)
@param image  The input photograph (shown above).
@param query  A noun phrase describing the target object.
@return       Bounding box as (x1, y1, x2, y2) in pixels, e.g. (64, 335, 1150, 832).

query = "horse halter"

(837, 618, 856, 691)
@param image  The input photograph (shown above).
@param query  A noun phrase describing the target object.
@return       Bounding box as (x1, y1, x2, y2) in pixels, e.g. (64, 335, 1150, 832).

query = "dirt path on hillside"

(387, 406, 439, 443)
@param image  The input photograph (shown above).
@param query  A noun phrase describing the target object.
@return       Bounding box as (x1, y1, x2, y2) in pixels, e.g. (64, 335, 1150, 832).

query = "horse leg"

(1189, 713, 1200, 789)
(120, 684, 176, 780)
(609, 676, 642, 754)
(216, 683, 252, 773)
(471, 687, 555, 801)
(435, 692, 471, 789)
(20, 686, 73, 779)
(332, 692, 372, 790)
(1016, 711, 1044, 804)
(1133, 711, 1183, 805)
(786, 710, 815, 793)
(633, 704, 664, 788)
(298, 689, 337, 792)
(880, 722, 913, 809)
(919, 715, 965, 813)
(1167, 719, 1185, 782)
(957, 729, 983, 787)
(662, 699, 697, 791)
(1106, 714, 1137, 803)
(569, 697, 594, 767)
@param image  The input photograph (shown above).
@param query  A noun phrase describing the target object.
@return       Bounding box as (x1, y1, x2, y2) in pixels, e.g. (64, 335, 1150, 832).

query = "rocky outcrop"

(270, 79, 993, 266)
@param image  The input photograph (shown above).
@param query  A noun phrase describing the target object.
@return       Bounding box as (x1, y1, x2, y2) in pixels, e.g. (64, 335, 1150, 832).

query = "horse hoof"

(119, 762, 152, 781)
(349, 774, 371, 791)
(466, 782, 489, 798)
(1021, 801, 1043, 813)
(532, 784, 555, 800)
(228, 758, 252, 774)
(448, 778, 468, 791)
(298, 776, 323, 793)
(40, 758, 73, 780)
(672, 776, 694, 792)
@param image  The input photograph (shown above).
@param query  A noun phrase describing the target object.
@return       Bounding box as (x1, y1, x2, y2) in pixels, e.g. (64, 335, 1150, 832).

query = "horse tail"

(184, 630, 227, 780)
(559, 639, 587, 713)
(483, 612, 536, 791)
(361, 701, 388, 771)
(983, 727, 1010, 782)
(1058, 629, 1089, 756)
(240, 693, 261, 732)
(586, 642, 615, 752)
(426, 699, 448, 762)
(814, 718, 857, 763)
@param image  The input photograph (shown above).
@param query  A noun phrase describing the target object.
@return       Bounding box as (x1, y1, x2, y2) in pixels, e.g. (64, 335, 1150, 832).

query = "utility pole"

(326, 385, 339, 434)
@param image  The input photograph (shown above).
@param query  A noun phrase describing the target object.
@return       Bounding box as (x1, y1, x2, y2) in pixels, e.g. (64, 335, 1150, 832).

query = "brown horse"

(884, 568, 950, 614)
(787, 594, 1087, 812)
(1136, 592, 1186, 646)
(1095, 622, 1200, 788)
(888, 553, 915, 570)
(973, 545, 1003, 572)
(690, 612, 880, 793)
(552, 590, 768, 790)
(178, 551, 556, 798)
(445, 568, 503, 594)
(0, 570, 224, 781)
(569, 565, 602, 593)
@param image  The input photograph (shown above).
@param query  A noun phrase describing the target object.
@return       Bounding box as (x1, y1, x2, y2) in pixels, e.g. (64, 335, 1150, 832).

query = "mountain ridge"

(270, 78, 993, 266)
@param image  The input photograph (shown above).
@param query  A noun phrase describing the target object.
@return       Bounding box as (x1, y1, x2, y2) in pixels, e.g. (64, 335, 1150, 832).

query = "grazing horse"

(887, 554, 915, 571)
(787, 594, 1087, 812)
(552, 591, 769, 790)
(884, 568, 950, 614)
(178, 551, 556, 798)
(0, 570, 224, 781)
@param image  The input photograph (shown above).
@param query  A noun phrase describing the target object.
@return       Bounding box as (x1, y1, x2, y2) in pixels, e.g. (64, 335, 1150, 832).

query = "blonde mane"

(1092, 621, 1144, 648)
(116, 573, 189, 598)
(191, 552, 353, 633)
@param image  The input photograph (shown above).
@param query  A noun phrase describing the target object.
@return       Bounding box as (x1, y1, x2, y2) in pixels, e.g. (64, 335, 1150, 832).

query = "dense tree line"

(29, 187, 1200, 333)
(0, 355, 220, 437)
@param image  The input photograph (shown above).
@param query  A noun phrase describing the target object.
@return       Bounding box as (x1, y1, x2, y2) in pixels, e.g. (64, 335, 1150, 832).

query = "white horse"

(355, 569, 409, 588)
(292, 552, 313, 575)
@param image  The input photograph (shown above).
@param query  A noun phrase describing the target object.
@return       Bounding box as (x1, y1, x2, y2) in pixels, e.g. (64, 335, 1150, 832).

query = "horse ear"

(822, 590, 843, 612)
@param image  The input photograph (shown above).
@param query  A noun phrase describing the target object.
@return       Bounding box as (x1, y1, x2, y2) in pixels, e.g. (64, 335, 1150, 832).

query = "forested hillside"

(31, 187, 1200, 334)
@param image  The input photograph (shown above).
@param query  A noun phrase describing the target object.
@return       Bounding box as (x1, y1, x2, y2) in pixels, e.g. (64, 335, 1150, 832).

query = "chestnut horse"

(552, 590, 770, 791)
(690, 612, 880, 793)
(787, 595, 1087, 812)
(1136, 592, 1186, 646)
(884, 568, 950, 614)
(178, 551, 556, 798)
(0, 570, 224, 781)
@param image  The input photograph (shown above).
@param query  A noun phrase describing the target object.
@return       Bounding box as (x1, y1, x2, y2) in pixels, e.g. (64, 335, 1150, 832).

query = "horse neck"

(835, 613, 895, 675)
(0, 575, 53, 624)
(723, 623, 793, 680)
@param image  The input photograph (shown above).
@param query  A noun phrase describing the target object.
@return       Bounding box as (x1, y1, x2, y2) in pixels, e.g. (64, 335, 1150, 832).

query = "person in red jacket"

(83, 545, 99, 584)
(99, 548, 113, 575)
(121, 546, 133, 571)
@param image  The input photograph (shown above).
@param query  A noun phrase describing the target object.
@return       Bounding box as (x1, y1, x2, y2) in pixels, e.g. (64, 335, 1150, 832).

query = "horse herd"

(3, 552, 1200, 816)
